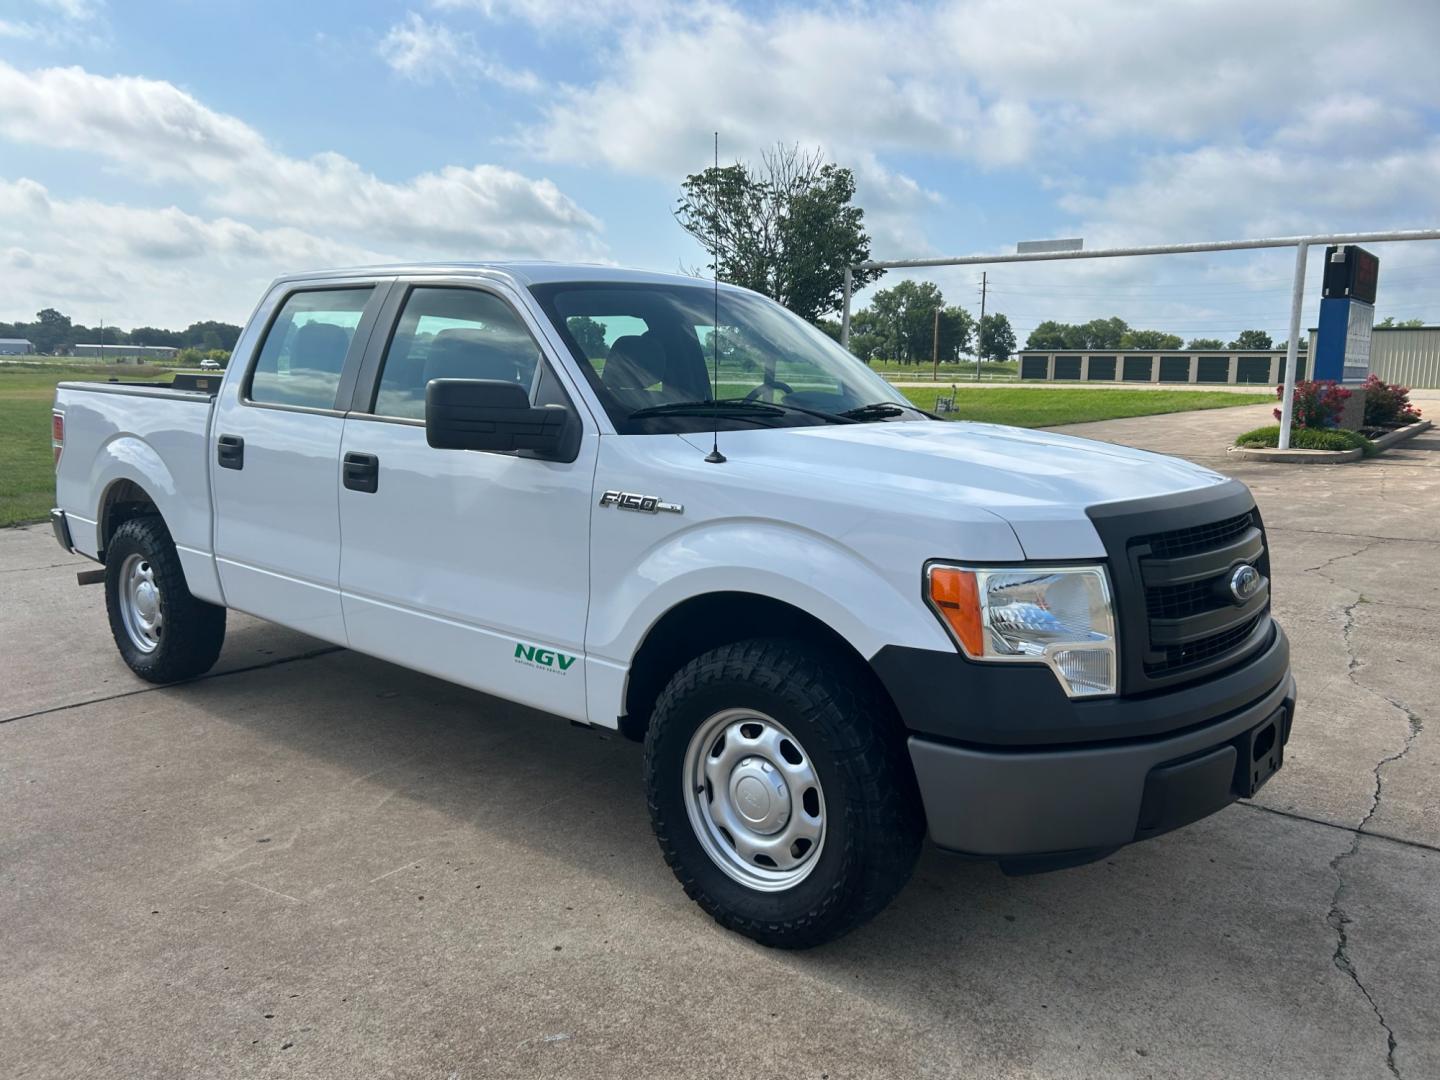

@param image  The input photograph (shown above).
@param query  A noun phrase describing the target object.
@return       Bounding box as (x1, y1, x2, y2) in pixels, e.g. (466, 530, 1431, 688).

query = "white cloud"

(0, 178, 390, 325)
(0, 0, 103, 43)
(0, 60, 602, 257)
(525, 0, 1440, 180)
(429, 0, 670, 28)
(378, 12, 540, 92)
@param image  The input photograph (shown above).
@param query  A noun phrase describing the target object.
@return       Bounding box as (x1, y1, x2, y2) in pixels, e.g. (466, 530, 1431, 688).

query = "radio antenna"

(704, 130, 726, 464)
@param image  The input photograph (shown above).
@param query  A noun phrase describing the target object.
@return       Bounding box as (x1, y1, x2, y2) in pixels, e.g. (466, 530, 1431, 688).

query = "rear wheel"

(105, 516, 225, 683)
(645, 638, 924, 948)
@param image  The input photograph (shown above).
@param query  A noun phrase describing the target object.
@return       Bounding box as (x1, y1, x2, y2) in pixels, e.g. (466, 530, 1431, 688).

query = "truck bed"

(53, 379, 220, 602)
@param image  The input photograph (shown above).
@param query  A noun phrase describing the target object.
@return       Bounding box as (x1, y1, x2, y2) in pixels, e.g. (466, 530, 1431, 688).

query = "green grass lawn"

(869, 359, 1018, 380)
(0, 363, 177, 528)
(898, 386, 1272, 428)
(1, 364, 1270, 529)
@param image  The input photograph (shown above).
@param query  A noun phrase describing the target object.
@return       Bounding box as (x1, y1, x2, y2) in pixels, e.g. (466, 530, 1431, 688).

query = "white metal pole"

(1277, 243, 1309, 450)
(841, 266, 853, 349)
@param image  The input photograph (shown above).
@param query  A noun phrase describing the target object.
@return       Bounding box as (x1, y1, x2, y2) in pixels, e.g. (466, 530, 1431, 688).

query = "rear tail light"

(52, 412, 64, 466)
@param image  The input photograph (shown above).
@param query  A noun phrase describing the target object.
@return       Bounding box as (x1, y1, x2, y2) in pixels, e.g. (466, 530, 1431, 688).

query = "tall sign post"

(1313, 245, 1379, 384)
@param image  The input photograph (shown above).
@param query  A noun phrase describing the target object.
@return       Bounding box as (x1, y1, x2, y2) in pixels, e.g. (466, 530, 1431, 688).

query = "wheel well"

(99, 480, 160, 561)
(619, 591, 895, 742)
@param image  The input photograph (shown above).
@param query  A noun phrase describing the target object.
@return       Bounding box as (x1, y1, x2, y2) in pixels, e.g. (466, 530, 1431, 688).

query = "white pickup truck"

(52, 263, 1294, 947)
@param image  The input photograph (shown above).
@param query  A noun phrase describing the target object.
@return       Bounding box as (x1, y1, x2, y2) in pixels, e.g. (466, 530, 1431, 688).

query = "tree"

(131, 326, 183, 348)
(979, 313, 1016, 361)
(181, 320, 242, 351)
(1186, 337, 1226, 350)
(859, 279, 945, 364)
(937, 305, 974, 361)
(675, 144, 882, 323)
(30, 308, 72, 354)
(1376, 316, 1425, 329)
(1229, 329, 1273, 350)
(1120, 329, 1183, 350)
(567, 315, 609, 357)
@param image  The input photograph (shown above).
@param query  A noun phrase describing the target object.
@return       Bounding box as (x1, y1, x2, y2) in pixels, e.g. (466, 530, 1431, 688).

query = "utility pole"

(931, 305, 940, 381)
(975, 272, 987, 381)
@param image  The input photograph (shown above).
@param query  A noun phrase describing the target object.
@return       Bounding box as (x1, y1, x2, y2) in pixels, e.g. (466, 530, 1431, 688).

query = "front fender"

(582, 518, 956, 728)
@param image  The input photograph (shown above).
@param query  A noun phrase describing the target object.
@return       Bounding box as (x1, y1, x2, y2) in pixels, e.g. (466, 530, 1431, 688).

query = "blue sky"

(2, 0, 1439, 345)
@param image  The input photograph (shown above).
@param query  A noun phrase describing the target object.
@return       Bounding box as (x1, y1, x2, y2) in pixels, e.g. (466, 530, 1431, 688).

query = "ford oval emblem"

(1229, 565, 1262, 604)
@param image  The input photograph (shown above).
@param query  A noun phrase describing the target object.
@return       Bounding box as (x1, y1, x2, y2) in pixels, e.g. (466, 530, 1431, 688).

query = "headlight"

(926, 564, 1117, 697)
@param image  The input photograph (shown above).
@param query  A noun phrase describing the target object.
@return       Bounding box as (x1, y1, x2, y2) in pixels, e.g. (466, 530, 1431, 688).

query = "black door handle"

(343, 451, 379, 493)
(217, 433, 244, 470)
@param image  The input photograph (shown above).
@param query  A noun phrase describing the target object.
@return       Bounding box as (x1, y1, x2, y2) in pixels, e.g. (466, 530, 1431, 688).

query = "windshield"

(529, 282, 914, 434)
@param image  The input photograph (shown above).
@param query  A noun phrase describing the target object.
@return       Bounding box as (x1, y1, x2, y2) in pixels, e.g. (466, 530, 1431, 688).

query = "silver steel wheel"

(682, 708, 826, 892)
(118, 552, 164, 654)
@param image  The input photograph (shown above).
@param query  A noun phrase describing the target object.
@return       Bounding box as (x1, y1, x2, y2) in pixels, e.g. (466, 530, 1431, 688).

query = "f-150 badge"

(599, 490, 683, 515)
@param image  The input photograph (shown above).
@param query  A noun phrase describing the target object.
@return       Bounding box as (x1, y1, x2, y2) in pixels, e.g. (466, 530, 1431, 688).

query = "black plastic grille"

(1146, 578, 1225, 620)
(1146, 614, 1265, 674)
(1138, 511, 1255, 560)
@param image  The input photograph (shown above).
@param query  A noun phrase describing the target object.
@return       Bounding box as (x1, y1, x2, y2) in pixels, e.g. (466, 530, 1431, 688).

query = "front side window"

(372, 287, 544, 419)
(530, 283, 914, 434)
(249, 288, 373, 409)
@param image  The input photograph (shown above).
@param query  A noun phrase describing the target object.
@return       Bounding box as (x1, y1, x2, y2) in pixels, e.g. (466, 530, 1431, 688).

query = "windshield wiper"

(838, 400, 942, 421)
(628, 398, 855, 424)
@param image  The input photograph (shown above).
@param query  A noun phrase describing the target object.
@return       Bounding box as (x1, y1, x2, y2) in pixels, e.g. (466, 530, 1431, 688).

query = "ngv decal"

(514, 643, 577, 673)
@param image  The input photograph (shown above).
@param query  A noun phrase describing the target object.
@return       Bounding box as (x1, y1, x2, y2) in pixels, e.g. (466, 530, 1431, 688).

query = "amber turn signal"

(927, 566, 985, 656)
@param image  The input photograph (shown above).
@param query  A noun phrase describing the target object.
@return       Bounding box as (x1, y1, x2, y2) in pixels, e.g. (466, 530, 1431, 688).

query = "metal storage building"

(0, 338, 33, 356)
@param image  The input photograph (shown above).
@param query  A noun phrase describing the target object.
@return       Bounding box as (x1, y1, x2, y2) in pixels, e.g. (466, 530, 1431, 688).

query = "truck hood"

(681, 419, 1230, 559)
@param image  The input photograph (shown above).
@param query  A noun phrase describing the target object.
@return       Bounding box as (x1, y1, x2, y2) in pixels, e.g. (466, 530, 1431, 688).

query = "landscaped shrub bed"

(1361, 374, 1423, 429)
(1235, 425, 1375, 454)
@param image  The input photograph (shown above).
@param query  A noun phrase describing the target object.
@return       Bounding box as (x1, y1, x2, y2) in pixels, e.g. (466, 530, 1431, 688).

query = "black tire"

(645, 638, 925, 948)
(104, 515, 226, 683)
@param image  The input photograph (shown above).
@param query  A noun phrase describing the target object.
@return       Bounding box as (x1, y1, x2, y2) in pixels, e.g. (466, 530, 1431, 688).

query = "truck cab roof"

(272, 261, 749, 294)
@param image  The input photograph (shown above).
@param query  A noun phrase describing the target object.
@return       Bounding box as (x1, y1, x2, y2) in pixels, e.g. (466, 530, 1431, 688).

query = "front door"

(211, 282, 389, 644)
(336, 282, 596, 721)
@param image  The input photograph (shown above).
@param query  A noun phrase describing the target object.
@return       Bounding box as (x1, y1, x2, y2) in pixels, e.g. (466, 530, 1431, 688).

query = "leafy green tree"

(1376, 316, 1425, 328)
(675, 144, 883, 323)
(182, 320, 242, 351)
(979, 313, 1016, 361)
(30, 308, 72, 354)
(813, 317, 842, 341)
(860, 279, 945, 364)
(1185, 337, 1226, 350)
(131, 326, 183, 348)
(1229, 329, 1273, 350)
(566, 315, 609, 357)
(937, 305, 974, 361)
(1120, 329, 1183, 350)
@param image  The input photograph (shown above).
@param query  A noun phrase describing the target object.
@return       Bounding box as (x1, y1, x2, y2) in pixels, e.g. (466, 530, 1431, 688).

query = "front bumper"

(876, 626, 1295, 866)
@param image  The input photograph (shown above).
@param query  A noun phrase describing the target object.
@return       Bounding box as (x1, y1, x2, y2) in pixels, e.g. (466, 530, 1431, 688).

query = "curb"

(1228, 419, 1431, 464)
(1371, 419, 1433, 452)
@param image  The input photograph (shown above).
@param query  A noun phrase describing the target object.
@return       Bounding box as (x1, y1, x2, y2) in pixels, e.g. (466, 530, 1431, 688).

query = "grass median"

(899, 386, 1271, 428)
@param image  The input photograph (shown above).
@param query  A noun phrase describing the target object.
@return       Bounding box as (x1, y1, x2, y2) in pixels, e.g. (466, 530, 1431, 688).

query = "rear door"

(211, 280, 390, 644)
(335, 279, 598, 721)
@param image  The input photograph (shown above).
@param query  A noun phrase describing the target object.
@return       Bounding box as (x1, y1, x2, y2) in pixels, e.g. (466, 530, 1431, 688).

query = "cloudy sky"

(2, 0, 1439, 342)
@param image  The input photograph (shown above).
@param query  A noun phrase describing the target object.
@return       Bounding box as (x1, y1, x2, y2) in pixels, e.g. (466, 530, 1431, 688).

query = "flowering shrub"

(1361, 374, 1422, 427)
(1274, 379, 1350, 428)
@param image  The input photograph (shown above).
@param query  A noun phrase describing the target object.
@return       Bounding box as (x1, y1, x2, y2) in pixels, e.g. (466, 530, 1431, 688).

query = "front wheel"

(645, 639, 924, 948)
(105, 516, 226, 683)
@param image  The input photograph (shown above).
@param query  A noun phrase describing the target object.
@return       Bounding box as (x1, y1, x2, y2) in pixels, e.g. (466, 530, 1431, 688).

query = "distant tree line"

(813, 279, 1015, 365)
(0, 308, 243, 356)
(1024, 318, 1301, 353)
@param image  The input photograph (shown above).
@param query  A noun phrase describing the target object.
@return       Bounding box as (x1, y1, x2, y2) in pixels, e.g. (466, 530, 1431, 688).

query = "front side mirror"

(425, 378, 569, 457)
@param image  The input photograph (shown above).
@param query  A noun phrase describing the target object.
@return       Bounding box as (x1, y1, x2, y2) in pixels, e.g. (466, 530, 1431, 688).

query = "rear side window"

(249, 288, 373, 409)
(372, 287, 543, 419)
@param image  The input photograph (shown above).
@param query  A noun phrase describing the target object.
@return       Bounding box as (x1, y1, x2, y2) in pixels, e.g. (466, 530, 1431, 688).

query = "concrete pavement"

(3, 401, 1437, 1079)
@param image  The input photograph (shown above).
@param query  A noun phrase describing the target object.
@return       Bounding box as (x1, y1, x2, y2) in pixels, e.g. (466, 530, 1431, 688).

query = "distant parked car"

(199, 358, 221, 370)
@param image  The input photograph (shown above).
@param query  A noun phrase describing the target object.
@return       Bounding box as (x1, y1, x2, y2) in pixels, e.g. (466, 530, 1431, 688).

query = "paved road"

(3, 407, 1437, 1079)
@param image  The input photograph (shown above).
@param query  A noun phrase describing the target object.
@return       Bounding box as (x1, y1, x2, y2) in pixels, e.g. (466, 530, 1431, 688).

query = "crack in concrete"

(0, 645, 344, 726)
(1321, 591, 1426, 1080)
(1299, 538, 1381, 575)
